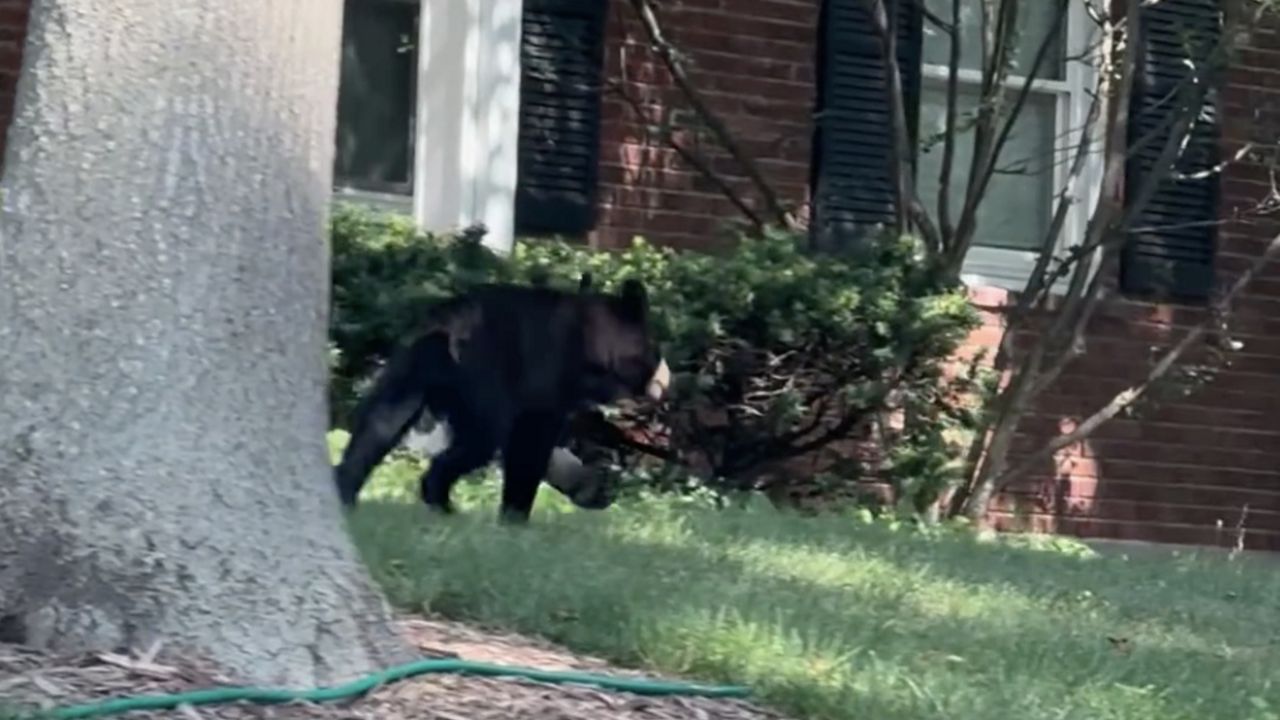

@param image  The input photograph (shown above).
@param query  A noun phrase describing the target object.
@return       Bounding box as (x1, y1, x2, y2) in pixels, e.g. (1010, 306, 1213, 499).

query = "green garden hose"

(47, 657, 752, 719)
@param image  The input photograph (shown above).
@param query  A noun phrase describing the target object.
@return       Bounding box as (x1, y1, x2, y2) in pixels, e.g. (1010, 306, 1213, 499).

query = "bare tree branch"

(608, 73, 768, 230)
(1011, 85, 1106, 329)
(991, 231, 1280, 492)
(866, 0, 915, 237)
(1033, 5, 1232, 386)
(1027, 0, 1149, 373)
(956, 0, 1263, 518)
(948, 0, 1070, 270)
(937, 0, 963, 244)
(535, 9, 776, 233)
(626, 0, 796, 229)
(950, 0, 1015, 263)
(954, 0, 1141, 518)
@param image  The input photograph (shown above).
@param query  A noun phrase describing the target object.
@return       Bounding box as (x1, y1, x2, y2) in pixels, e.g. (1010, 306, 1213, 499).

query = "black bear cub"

(333, 277, 670, 524)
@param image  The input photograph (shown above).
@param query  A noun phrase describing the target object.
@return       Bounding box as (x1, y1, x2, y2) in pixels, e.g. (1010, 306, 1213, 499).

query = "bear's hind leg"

(498, 411, 565, 524)
(335, 331, 457, 507)
(418, 416, 497, 514)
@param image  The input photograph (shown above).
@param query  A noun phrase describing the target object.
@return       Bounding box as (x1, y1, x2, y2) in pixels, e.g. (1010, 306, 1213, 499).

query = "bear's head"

(580, 278, 670, 406)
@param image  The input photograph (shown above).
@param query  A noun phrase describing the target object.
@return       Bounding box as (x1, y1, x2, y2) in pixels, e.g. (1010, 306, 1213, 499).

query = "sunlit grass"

(331, 432, 1280, 720)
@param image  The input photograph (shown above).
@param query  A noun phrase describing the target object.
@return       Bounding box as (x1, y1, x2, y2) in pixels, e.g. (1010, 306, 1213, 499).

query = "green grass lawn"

(334, 433, 1280, 720)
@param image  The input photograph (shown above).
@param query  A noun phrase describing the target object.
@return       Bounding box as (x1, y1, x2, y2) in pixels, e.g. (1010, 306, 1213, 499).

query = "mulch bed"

(0, 617, 793, 720)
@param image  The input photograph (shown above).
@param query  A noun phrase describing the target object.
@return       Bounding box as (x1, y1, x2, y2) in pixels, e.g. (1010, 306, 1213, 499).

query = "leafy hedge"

(327, 203, 983, 508)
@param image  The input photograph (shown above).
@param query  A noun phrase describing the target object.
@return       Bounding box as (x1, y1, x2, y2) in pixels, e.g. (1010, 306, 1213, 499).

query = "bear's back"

(450, 284, 595, 410)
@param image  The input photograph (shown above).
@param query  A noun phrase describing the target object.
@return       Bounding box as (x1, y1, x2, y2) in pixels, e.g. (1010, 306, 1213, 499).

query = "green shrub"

(328, 208, 509, 422)
(327, 203, 982, 509)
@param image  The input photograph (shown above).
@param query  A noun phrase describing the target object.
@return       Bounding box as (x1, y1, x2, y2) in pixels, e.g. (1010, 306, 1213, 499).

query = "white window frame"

(919, 1, 1105, 294)
(332, 0, 525, 255)
(333, 185, 414, 214)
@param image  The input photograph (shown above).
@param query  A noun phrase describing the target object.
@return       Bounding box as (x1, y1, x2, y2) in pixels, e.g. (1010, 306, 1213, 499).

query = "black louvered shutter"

(1120, 0, 1222, 301)
(514, 0, 609, 236)
(809, 0, 923, 250)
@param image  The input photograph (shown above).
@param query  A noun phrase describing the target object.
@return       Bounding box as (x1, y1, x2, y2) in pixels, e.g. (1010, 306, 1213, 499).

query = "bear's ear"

(617, 278, 649, 320)
(578, 272, 594, 293)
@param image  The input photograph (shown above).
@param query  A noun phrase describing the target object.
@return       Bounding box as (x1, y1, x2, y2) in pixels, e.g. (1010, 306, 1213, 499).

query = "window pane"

(916, 83, 1057, 251)
(921, 0, 1065, 81)
(333, 0, 418, 194)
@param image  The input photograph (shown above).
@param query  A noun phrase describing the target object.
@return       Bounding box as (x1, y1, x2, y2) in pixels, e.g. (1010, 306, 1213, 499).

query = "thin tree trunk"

(0, 0, 411, 687)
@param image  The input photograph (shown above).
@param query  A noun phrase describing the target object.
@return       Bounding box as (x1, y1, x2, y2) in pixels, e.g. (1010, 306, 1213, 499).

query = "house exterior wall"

(589, 0, 820, 251)
(0, 0, 1275, 550)
(985, 18, 1280, 551)
(592, 0, 1280, 551)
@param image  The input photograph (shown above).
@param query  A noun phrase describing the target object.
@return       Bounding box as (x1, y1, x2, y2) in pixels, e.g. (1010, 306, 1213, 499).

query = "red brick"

(1005, 477, 1274, 509)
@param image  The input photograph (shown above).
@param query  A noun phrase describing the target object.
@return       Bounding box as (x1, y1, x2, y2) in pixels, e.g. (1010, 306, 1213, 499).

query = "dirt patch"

(0, 616, 792, 720)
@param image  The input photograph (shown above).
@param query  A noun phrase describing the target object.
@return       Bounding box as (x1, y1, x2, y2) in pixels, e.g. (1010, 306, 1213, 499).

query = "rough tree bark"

(0, 0, 412, 687)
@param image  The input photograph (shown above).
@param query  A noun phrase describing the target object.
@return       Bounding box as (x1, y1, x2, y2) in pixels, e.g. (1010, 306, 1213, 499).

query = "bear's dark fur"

(396, 272, 619, 510)
(333, 277, 670, 523)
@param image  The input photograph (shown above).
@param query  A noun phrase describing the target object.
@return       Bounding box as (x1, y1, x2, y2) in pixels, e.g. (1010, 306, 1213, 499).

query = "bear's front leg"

(499, 411, 565, 524)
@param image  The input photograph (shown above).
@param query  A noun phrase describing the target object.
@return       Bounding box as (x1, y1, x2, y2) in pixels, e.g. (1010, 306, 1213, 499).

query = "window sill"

(332, 186, 414, 215)
(960, 244, 1084, 298)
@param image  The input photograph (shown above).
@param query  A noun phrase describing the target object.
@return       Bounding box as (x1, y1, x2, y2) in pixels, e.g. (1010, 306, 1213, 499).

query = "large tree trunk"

(0, 0, 412, 687)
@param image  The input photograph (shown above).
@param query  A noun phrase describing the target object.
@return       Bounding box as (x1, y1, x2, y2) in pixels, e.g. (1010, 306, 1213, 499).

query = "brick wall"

(592, 2, 1280, 551)
(589, 0, 820, 251)
(0, 0, 28, 162)
(986, 17, 1280, 552)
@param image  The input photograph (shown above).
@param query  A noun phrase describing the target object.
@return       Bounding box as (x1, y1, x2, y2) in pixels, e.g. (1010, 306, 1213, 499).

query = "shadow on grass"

(673, 502, 1280, 641)
(345, 497, 1280, 720)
